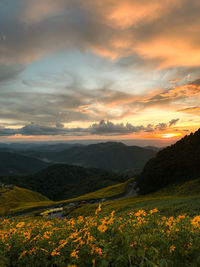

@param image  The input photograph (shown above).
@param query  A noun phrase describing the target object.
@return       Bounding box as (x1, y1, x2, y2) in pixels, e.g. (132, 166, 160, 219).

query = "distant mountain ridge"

(137, 128, 200, 194)
(23, 142, 157, 174)
(0, 151, 49, 176)
(0, 142, 83, 153)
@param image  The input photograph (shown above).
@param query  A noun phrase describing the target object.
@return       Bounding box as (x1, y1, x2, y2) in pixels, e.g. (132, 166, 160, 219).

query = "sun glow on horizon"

(159, 133, 183, 139)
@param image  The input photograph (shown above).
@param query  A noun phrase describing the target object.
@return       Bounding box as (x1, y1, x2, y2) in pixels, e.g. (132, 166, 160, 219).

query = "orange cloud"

(92, 45, 118, 60)
(158, 84, 200, 100)
(178, 106, 200, 115)
(134, 37, 200, 68)
(169, 78, 180, 84)
(1, 0, 199, 70)
(101, 80, 200, 111)
(106, 2, 161, 29)
(92, 0, 181, 29)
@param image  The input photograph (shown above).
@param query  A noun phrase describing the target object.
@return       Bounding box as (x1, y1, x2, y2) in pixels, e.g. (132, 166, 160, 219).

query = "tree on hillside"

(137, 129, 200, 194)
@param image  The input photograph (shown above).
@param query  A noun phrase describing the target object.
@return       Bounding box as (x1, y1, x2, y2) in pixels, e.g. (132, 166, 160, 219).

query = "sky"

(0, 0, 200, 145)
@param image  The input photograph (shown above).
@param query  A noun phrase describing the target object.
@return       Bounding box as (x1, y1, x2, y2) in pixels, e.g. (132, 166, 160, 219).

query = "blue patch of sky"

(21, 49, 170, 96)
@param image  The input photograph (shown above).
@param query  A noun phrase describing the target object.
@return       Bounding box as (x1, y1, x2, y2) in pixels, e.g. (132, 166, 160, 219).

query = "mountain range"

(21, 142, 157, 174)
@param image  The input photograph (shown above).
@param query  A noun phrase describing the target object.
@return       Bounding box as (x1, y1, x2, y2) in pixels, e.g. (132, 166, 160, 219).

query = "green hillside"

(0, 180, 131, 216)
(3, 164, 125, 201)
(1, 177, 200, 219)
(68, 178, 200, 218)
(58, 179, 131, 204)
(137, 128, 200, 194)
(0, 186, 53, 216)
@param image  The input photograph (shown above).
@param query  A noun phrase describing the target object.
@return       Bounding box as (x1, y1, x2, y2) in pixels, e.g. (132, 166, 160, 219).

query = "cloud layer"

(0, 119, 179, 137)
(0, 1, 200, 139)
(1, 0, 200, 68)
(0, 74, 199, 128)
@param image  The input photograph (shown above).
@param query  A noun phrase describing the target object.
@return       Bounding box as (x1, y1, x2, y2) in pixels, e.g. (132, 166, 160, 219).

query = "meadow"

(1, 179, 200, 266)
(0, 180, 131, 217)
(1, 206, 200, 266)
(66, 179, 200, 218)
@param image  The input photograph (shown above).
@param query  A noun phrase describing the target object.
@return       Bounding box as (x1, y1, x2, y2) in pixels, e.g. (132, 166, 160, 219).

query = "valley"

(1, 130, 200, 266)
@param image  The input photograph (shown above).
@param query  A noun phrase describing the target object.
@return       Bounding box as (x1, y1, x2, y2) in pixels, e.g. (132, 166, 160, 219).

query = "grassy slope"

(57, 179, 131, 204)
(0, 180, 131, 216)
(0, 186, 53, 216)
(2, 178, 200, 217)
(68, 178, 200, 218)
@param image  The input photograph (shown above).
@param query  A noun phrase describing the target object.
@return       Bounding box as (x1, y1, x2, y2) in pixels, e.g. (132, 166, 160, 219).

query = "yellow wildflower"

(70, 249, 79, 259)
(170, 245, 176, 253)
(95, 247, 102, 255)
(57, 239, 69, 250)
(135, 210, 146, 217)
(43, 232, 49, 239)
(95, 204, 102, 215)
(177, 215, 185, 220)
(18, 250, 27, 260)
(130, 241, 137, 247)
(16, 222, 25, 228)
(41, 248, 48, 253)
(166, 221, 172, 229)
(51, 250, 60, 256)
(98, 224, 107, 232)
(191, 216, 200, 228)
(28, 247, 37, 255)
(118, 224, 124, 233)
(111, 210, 115, 217)
(149, 208, 158, 214)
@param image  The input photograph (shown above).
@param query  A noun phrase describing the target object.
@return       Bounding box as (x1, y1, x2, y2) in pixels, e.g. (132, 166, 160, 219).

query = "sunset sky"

(0, 0, 200, 145)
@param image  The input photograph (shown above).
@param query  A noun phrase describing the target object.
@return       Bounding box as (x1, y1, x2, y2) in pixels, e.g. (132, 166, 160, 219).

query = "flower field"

(1, 206, 200, 266)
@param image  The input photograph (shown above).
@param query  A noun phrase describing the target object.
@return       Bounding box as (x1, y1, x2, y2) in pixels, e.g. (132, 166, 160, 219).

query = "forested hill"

(25, 142, 157, 174)
(2, 164, 125, 201)
(137, 128, 200, 194)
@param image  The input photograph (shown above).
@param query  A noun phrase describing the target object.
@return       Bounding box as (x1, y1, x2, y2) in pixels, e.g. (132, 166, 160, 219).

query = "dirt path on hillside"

(45, 180, 138, 218)
(123, 181, 138, 197)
